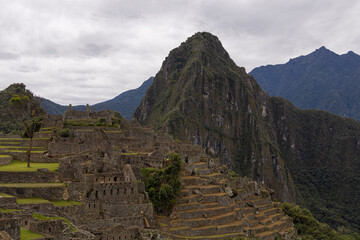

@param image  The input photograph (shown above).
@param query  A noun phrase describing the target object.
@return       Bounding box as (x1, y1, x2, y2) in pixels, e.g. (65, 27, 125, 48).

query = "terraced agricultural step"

(255, 230, 277, 240)
(257, 203, 275, 212)
(176, 204, 235, 219)
(185, 185, 222, 194)
(175, 201, 220, 212)
(262, 207, 279, 217)
(180, 176, 206, 185)
(192, 162, 208, 169)
(162, 230, 246, 240)
(0, 183, 65, 200)
(196, 168, 212, 175)
(245, 197, 272, 207)
(244, 223, 268, 235)
(169, 211, 238, 228)
(259, 213, 282, 224)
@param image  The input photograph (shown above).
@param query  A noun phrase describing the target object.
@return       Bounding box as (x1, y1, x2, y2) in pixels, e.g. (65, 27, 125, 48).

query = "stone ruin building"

(0, 109, 297, 239)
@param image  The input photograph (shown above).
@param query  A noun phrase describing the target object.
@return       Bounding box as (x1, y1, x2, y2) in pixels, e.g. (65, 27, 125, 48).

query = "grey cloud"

(79, 43, 112, 57)
(0, 0, 359, 105)
(0, 52, 20, 60)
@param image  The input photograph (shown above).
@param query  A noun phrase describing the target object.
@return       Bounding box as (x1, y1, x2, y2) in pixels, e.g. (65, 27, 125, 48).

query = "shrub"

(59, 128, 70, 138)
(141, 153, 182, 214)
(281, 203, 360, 240)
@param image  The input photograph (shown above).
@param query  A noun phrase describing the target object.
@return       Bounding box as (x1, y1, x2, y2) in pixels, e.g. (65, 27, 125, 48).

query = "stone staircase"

(157, 159, 297, 240)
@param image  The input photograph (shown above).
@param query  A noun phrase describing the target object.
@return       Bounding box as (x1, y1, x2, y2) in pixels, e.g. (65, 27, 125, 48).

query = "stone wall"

(0, 196, 17, 206)
(0, 171, 57, 183)
(89, 181, 140, 203)
(0, 156, 12, 166)
(29, 219, 64, 237)
(20, 138, 49, 148)
(0, 186, 64, 200)
(93, 225, 139, 240)
(0, 218, 20, 240)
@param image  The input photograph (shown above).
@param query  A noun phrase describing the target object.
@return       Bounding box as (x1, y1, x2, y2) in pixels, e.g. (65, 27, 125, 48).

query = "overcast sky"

(1, 0, 359, 105)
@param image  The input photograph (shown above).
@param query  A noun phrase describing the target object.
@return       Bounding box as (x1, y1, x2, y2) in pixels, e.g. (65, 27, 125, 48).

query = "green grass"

(0, 160, 59, 172)
(0, 183, 65, 187)
(17, 198, 82, 207)
(120, 152, 148, 156)
(0, 142, 20, 145)
(0, 207, 22, 213)
(17, 197, 51, 204)
(0, 154, 11, 158)
(20, 227, 45, 240)
(51, 200, 82, 207)
(41, 127, 55, 130)
(0, 146, 44, 149)
(0, 192, 13, 197)
(66, 119, 98, 122)
(2, 150, 46, 153)
(0, 138, 22, 141)
(33, 213, 77, 232)
(36, 131, 52, 133)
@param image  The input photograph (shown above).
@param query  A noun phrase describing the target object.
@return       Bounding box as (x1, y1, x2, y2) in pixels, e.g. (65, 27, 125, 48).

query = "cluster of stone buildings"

(0, 108, 297, 239)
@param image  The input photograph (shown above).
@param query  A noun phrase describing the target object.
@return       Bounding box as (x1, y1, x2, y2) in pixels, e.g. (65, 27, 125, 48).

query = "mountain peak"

(313, 46, 337, 55)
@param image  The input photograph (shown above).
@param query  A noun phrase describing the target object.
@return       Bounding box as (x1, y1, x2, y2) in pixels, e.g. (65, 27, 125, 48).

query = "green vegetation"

(0, 160, 59, 172)
(17, 197, 51, 204)
(141, 153, 182, 214)
(20, 227, 45, 240)
(59, 128, 70, 138)
(0, 183, 65, 187)
(32, 213, 76, 231)
(120, 152, 148, 156)
(16, 197, 82, 207)
(9, 88, 45, 167)
(0, 208, 22, 213)
(281, 203, 360, 240)
(51, 200, 82, 207)
(2, 150, 46, 153)
(0, 154, 11, 158)
(0, 192, 13, 197)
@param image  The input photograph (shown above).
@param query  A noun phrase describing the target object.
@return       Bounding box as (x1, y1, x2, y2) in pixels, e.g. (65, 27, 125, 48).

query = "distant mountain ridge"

(37, 77, 154, 120)
(250, 46, 360, 121)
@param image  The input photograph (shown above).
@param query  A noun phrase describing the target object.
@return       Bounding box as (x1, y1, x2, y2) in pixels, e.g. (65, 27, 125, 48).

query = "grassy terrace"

(0, 192, 13, 197)
(0, 146, 44, 149)
(119, 152, 148, 156)
(0, 154, 11, 158)
(0, 183, 65, 187)
(33, 213, 77, 231)
(0, 160, 59, 172)
(21, 228, 45, 240)
(17, 197, 82, 206)
(0, 138, 50, 141)
(0, 208, 22, 213)
(2, 150, 46, 153)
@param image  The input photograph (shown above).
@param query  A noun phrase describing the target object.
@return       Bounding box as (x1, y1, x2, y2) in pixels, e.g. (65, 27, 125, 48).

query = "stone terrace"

(157, 157, 297, 240)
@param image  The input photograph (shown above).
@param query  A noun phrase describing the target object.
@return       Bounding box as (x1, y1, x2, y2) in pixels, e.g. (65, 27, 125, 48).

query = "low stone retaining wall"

(0, 218, 20, 240)
(0, 156, 12, 166)
(0, 172, 58, 183)
(0, 196, 17, 205)
(0, 186, 65, 200)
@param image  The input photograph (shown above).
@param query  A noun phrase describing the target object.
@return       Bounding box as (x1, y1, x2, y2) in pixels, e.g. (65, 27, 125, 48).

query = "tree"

(9, 93, 45, 167)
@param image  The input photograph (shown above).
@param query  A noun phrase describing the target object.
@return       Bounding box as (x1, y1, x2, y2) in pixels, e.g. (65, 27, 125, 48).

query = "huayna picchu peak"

(135, 32, 360, 233)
